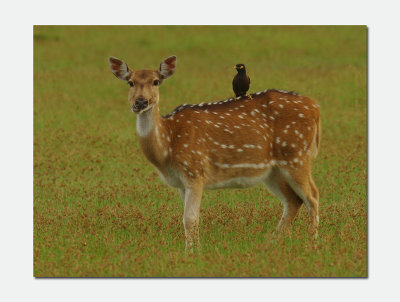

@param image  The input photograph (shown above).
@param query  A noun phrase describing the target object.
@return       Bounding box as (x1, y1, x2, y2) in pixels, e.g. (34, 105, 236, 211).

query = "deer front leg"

(182, 185, 203, 253)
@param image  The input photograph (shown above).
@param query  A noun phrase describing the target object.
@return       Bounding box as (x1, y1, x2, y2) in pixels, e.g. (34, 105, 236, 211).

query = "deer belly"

(205, 167, 273, 190)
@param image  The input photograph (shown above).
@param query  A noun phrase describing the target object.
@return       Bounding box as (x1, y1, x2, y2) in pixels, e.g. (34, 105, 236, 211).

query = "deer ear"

(158, 55, 177, 80)
(109, 57, 132, 81)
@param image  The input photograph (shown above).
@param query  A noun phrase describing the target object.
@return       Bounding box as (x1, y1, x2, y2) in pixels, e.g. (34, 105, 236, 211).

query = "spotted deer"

(109, 55, 321, 251)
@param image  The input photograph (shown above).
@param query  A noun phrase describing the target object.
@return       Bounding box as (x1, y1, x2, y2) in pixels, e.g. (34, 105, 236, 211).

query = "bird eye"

(128, 81, 134, 87)
(153, 80, 160, 86)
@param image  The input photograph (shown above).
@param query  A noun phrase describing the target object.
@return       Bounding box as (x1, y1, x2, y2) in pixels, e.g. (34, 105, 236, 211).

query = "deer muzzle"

(132, 98, 149, 113)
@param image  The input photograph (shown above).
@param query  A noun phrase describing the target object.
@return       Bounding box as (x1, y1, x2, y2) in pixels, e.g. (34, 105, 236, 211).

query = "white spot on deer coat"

(215, 162, 268, 169)
(243, 144, 255, 149)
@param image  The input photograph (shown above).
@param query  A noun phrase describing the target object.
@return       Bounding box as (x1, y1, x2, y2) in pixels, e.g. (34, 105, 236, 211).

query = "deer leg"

(264, 168, 303, 233)
(281, 168, 319, 239)
(179, 188, 186, 206)
(183, 185, 203, 252)
(309, 175, 319, 203)
(276, 184, 303, 232)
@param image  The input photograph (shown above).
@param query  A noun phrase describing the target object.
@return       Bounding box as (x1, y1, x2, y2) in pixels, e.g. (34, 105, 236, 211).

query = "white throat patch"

(136, 107, 154, 137)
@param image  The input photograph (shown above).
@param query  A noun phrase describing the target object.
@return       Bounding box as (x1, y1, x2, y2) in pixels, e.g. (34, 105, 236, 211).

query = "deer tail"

(312, 116, 321, 158)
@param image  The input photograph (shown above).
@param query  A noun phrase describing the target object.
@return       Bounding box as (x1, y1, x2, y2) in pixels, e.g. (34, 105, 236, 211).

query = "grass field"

(33, 25, 367, 277)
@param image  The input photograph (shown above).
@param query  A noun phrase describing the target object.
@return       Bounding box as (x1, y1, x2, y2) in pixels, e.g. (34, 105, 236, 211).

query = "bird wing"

(232, 75, 239, 95)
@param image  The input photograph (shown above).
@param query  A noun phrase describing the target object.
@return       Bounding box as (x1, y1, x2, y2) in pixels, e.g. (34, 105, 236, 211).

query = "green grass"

(34, 25, 367, 277)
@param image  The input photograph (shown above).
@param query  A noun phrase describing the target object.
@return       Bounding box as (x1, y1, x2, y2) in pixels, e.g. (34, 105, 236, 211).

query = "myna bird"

(233, 64, 252, 100)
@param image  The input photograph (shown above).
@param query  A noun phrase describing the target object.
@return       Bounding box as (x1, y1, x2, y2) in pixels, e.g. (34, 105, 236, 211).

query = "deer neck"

(136, 104, 168, 172)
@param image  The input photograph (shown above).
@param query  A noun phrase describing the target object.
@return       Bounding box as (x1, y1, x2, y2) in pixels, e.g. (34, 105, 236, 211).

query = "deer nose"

(135, 98, 148, 110)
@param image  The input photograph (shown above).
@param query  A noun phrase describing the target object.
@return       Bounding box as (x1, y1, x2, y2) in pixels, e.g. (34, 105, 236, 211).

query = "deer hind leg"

(182, 185, 203, 252)
(280, 167, 319, 238)
(309, 175, 319, 203)
(308, 175, 320, 234)
(264, 168, 303, 233)
(179, 188, 186, 206)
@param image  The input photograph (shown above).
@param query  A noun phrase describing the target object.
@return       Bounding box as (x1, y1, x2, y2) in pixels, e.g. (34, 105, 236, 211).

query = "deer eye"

(128, 81, 134, 87)
(153, 80, 160, 86)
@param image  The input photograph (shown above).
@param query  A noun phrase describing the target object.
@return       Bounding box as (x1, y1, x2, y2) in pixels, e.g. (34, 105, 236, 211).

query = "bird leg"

(247, 94, 253, 100)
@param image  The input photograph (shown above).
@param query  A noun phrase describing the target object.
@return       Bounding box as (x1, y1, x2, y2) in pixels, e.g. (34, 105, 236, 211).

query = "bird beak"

(234, 66, 237, 69)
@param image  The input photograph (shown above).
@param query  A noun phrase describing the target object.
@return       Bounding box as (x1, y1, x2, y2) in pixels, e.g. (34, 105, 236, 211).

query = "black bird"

(232, 63, 252, 100)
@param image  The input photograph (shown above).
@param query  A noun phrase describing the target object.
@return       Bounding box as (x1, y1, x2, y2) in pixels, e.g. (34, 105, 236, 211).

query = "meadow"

(34, 26, 367, 277)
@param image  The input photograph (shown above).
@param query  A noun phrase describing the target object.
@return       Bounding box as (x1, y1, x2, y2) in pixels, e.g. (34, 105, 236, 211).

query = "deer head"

(109, 56, 177, 114)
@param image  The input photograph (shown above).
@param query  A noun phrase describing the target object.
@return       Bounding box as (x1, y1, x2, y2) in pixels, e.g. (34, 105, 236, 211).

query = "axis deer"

(109, 55, 321, 251)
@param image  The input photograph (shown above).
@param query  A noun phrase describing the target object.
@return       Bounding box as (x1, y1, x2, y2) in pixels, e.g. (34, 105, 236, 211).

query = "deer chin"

(131, 103, 155, 114)
(131, 105, 140, 113)
(138, 103, 154, 114)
